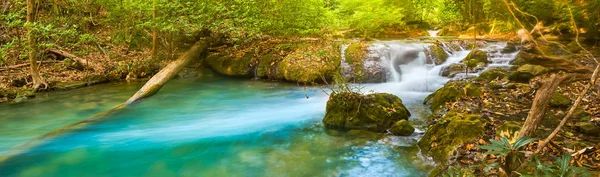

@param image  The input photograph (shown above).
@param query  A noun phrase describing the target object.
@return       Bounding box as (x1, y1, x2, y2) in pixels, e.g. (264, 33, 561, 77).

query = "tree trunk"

(517, 74, 565, 138)
(27, 0, 46, 91)
(151, 0, 157, 60)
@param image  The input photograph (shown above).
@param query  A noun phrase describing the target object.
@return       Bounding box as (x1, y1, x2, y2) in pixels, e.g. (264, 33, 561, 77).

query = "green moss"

(464, 84, 482, 97)
(256, 53, 284, 80)
(418, 112, 485, 163)
(323, 92, 411, 132)
(389, 120, 415, 136)
(278, 42, 342, 84)
(575, 122, 600, 136)
(508, 64, 549, 83)
(550, 92, 571, 108)
(477, 68, 507, 82)
(205, 52, 255, 77)
(430, 85, 464, 111)
(430, 43, 449, 64)
(463, 50, 489, 65)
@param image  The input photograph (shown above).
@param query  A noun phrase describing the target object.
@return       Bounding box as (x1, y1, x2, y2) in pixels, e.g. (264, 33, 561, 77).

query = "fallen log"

(0, 41, 209, 164)
(512, 52, 594, 74)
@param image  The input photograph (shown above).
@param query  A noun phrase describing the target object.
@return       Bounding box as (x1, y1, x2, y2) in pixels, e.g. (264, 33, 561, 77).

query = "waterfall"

(360, 40, 519, 100)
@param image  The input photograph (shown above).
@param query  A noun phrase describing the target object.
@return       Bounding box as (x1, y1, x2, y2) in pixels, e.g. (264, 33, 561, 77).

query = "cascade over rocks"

(323, 92, 411, 133)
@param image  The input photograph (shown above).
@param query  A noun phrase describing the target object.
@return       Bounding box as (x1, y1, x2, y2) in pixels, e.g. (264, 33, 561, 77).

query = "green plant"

(480, 136, 537, 176)
(442, 166, 474, 177)
(521, 153, 591, 177)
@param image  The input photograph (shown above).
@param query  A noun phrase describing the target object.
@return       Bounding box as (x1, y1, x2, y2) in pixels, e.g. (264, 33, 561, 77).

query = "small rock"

(575, 122, 600, 136)
(389, 120, 415, 136)
(550, 92, 571, 108)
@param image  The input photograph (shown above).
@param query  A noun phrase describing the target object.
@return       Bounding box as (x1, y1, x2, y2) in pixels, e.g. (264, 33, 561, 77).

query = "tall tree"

(151, 0, 157, 60)
(27, 0, 46, 90)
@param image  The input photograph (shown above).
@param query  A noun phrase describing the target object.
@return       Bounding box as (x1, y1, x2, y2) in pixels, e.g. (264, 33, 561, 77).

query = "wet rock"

(204, 53, 255, 77)
(342, 43, 386, 83)
(477, 68, 507, 82)
(550, 92, 571, 108)
(501, 41, 519, 53)
(440, 64, 480, 78)
(418, 112, 485, 163)
(323, 92, 411, 132)
(508, 64, 549, 83)
(462, 50, 489, 65)
(575, 122, 600, 136)
(428, 43, 449, 65)
(389, 120, 415, 136)
(257, 53, 284, 80)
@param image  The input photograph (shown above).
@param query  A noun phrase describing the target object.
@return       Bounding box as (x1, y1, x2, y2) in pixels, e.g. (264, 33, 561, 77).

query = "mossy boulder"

(508, 64, 549, 83)
(426, 82, 467, 111)
(550, 92, 571, 108)
(428, 43, 449, 65)
(204, 52, 255, 77)
(440, 64, 472, 78)
(256, 53, 285, 80)
(390, 120, 415, 136)
(418, 112, 485, 163)
(477, 68, 508, 81)
(323, 92, 411, 132)
(342, 42, 384, 83)
(464, 84, 483, 97)
(501, 41, 519, 53)
(462, 50, 489, 65)
(575, 122, 600, 136)
(277, 42, 341, 84)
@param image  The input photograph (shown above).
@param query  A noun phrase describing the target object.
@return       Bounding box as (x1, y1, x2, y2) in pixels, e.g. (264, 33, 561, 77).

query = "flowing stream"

(0, 40, 516, 177)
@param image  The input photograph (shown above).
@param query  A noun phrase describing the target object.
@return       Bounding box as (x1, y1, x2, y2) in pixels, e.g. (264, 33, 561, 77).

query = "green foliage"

(480, 136, 537, 176)
(335, 0, 405, 35)
(521, 153, 591, 177)
(442, 166, 474, 177)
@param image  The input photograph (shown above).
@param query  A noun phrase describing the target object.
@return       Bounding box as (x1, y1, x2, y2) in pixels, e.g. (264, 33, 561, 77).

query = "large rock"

(477, 68, 508, 81)
(428, 43, 449, 65)
(277, 42, 341, 84)
(342, 43, 386, 83)
(462, 50, 489, 65)
(390, 120, 415, 136)
(323, 92, 411, 132)
(508, 64, 549, 83)
(418, 112, 485, 163)
(204, 52, 255, 77)
(440, 64, 480, 78)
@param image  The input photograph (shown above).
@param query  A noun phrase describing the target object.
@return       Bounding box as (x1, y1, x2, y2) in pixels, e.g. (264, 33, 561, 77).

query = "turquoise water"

(0, 76, 432, 177)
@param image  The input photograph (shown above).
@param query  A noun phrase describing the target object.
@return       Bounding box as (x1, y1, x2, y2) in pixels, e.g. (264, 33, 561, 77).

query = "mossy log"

(0, 41, 209, 164)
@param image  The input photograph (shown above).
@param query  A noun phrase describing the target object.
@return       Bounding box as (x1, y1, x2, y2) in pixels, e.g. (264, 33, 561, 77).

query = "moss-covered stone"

(440, 64, 472, 78)
(256, 53, 284, 80)
(550, 92, 571, 108)
(464, 83, 483, 97)
(390, 120, 415, 136)
(575, 122, 600, 136)
(429, 83, 464, 111)
(418, 112, 485, 163)
(462, 50, 489, 65)
(277, 42, 342, 84)
(437, 26, 460, 36)
(204, 52, 255, 77)
(477, 68, 507, 82)
(323, 92, 411, 132)
(429, 43, 449, 65)
(508, 64, 549, 83)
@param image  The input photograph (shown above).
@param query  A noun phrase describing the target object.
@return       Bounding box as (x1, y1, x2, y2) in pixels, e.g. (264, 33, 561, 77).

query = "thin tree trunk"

(517, 74, 565, 138)
(536, 65, 600, 153)
(27, 0, 46, 91)
(151, 0, 157, 60)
